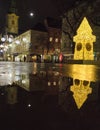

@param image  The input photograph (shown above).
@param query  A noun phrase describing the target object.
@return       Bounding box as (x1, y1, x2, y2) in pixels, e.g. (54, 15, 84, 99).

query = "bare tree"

(50, 0, 100, 52)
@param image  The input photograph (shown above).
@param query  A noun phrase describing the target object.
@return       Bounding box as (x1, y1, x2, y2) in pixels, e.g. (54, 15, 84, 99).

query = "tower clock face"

(86, 43, 91, 51)
(76, 43, 82, 51)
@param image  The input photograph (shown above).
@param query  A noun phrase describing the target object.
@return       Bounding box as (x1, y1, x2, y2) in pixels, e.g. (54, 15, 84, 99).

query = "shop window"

(49, 37, 53, 42)
(55, 38, 58, 42)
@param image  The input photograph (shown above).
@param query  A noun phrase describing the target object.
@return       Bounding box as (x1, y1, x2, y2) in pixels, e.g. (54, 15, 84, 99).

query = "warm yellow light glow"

(73, 17, 96, 60)
(53, 81, 56, 86)
(48, 82, 51, 86)
(33, 62, 37, 74)
(49, 37, 53, 42)
(55, 38, 58, 42)
(70, 79, 92, 109)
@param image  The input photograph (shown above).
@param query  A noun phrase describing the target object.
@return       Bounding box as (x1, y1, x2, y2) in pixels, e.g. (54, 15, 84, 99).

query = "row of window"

(49, 37, 60, 43)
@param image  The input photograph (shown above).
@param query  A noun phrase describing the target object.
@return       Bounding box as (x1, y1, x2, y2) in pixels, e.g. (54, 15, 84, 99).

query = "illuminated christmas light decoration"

(73, 17, 96, 60)
(70, 79, 92, 109)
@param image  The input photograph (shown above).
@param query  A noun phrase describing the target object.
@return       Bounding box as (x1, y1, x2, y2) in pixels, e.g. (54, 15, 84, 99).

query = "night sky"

(0, 0, 87, 33)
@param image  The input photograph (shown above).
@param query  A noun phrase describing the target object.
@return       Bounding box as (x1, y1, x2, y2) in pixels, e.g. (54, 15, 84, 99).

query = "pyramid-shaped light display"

(73, 17, 96, 60)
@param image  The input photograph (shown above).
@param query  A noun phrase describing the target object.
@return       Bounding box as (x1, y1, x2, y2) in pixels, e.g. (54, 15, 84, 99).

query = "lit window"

(15, 40, 20, 44)
(53, 81, 56, 86)
(49, 37, 53, 42)
(55, 38, 58, 42)
(22, 37, 27, 42)
(48, 81, 51, 86)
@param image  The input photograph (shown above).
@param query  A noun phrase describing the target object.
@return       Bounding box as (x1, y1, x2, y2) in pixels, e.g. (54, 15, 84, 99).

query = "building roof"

(45, 17, 62, 29)
(8, 0, 17, 14)
(32, 22, 48, 32)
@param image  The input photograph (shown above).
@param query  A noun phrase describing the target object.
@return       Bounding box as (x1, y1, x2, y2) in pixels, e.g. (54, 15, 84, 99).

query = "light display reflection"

(70, 79, 92, 109)
(0, 62, 99, 110)
(63, 63, 98, 109)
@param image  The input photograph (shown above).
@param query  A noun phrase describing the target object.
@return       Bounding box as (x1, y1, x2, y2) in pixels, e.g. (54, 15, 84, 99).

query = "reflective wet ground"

(0, 62, 100, 130)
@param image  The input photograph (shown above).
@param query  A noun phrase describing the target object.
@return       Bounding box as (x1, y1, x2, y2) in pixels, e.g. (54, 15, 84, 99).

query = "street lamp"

(0, 34, 14, 61)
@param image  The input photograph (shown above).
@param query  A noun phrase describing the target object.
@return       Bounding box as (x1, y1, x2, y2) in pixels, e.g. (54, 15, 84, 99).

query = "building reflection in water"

(5, 85, 18, 104)
(15, 68, 97, 109)
(0, 63, 100, 110)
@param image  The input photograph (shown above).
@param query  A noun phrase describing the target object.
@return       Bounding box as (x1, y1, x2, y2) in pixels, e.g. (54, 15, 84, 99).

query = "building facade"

(6, 17, 62, 62)
(44, 17, 62, 62)
(44, 17, 62, 52)
(10, 30, 48, 62)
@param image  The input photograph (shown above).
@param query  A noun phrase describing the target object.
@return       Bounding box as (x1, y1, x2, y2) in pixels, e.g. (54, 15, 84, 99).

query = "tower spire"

(6, 0, 19, 35)
(9, 0, 17, 14)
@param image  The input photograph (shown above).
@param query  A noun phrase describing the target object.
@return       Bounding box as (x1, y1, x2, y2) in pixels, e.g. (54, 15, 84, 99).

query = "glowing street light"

(0, 34, 14, 53)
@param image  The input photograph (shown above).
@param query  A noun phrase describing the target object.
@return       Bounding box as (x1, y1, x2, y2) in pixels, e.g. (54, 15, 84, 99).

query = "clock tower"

(6, 0, 19, 35)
